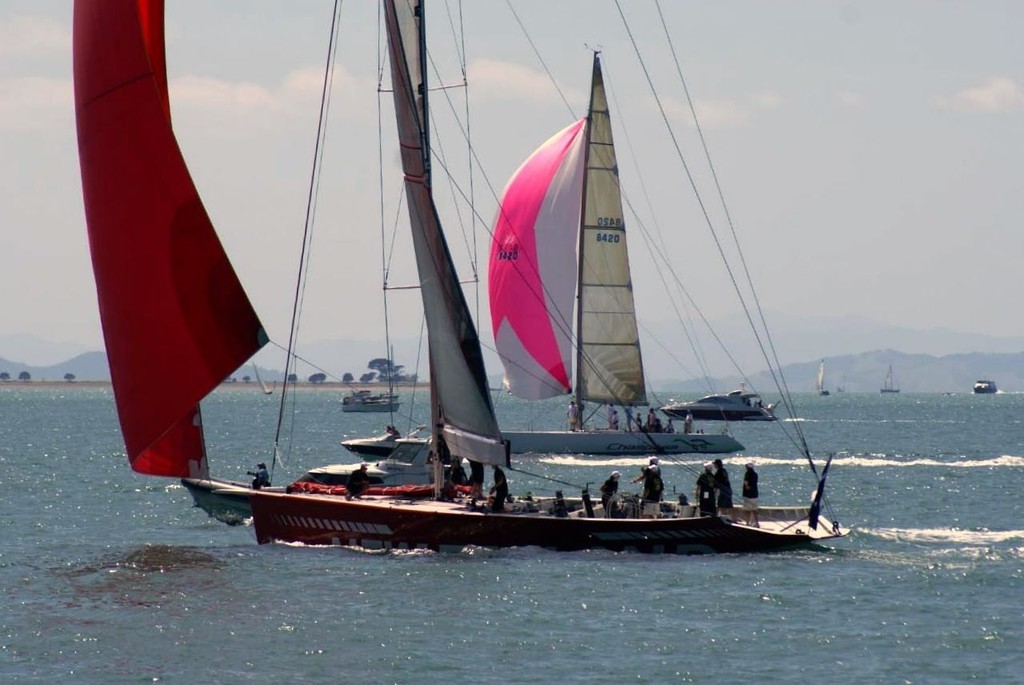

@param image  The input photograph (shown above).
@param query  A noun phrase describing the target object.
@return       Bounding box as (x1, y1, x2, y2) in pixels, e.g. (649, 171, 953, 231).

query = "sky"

(2, 1, 1024, 374)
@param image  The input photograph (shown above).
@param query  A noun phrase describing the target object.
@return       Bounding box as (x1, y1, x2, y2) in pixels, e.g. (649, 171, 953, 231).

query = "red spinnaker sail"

(73, 0, 267, 477)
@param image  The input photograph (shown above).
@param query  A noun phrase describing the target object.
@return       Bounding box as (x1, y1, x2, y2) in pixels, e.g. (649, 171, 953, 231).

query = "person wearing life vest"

(632, 457, 663, 504)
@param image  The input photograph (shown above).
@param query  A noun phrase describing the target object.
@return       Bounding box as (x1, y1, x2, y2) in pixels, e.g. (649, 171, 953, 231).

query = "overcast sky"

(2, 1, 1023, 371)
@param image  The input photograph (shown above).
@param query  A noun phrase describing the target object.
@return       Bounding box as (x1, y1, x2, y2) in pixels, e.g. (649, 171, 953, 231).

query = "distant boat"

(880, 365, 900, 393)
(817, 359, 830, 396)
(341, 389, 401, 413)
(662, 387, 776, 422)
(973, 379, 998, 394)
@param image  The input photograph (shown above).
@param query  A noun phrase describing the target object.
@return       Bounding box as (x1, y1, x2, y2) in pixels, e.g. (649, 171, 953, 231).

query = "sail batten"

(73, 0, 266, 477)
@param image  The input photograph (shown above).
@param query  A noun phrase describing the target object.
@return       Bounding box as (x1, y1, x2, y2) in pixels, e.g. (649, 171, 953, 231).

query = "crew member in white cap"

(695, 461, 717, 516)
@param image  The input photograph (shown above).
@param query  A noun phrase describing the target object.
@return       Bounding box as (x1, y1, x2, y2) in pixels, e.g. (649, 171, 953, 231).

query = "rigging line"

(507, 465, 585, 491)
(622, 185, 809, 450)
(503, 0, 577, 120)
(273, 0, 343, 462)
(653, 0, 781, 376)
(651, 1, 811, 457)
(628, 198, 806, 455)
(455, 0, 481, 324)
(376, 1, 398, 431)
(267, 341, 346, 384)
(382, 185, 405, 288)
(420, 43, 478, 285)
(614, 1, 811, 459)
(414, 70, 649, 414)
(429, 137, 652, 416)
(602, 58, 716, 392)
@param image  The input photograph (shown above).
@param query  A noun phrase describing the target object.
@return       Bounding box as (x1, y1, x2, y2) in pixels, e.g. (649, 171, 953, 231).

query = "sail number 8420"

(596, 217, 622, 243)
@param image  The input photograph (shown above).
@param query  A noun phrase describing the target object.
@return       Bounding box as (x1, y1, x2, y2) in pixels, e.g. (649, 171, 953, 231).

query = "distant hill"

(0, 351, 110, 382)
(5, 347, 1022, 393)
(654, 349, 1024, 394)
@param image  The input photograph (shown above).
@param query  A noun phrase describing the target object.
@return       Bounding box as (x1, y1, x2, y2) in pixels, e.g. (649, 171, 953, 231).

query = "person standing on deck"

(599, 471, 621, 515)
(713, 458, 734, 510)
(695, 462, 717, 516)
(608, 405, 619, 430)
(683, 412, 693, 435)
(469, 460, 485, 500)
(567, 399, 580, 431)
(489, 465, 509, 512)
(742, 463, 760, 527)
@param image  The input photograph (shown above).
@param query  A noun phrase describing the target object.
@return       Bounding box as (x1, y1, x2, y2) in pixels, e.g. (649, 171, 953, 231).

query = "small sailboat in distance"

(817, 359, 830, 396)
(880, 364, 900, 393)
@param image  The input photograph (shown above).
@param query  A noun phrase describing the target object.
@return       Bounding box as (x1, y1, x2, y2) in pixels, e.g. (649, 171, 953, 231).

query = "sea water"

(1, 385, 1021, 683)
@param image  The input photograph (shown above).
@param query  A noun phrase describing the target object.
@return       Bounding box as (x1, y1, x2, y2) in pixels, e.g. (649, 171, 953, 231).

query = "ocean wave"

(539, 455, 1024, 468)
(860, 527, 1024, 545)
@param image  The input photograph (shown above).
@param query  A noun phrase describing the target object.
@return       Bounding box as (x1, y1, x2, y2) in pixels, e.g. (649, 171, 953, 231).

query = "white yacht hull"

(503, 429, 743, 456)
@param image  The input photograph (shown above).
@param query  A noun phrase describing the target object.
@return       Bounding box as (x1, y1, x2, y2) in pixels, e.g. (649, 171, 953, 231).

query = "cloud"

(0, 77, 71, 131)
(0, 15, 68, 56)
(468, 58, 579, 105)
(171, 75, 278, 111)
(935, 76, 1024, 113)
(169, 64, 371, 130)
(662, 90, 783, 130)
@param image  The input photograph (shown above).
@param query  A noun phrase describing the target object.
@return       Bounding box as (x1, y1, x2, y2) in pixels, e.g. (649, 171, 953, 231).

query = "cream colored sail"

(575, 55, 647, 406)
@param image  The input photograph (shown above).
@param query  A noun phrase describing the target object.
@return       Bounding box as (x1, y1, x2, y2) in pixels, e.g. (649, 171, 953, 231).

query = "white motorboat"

(661, 388, 776, 422)
(973, 379, 998, 394)
(341, 424, 427, 458)
(181, 438, 432, 524)
(341, 389, 401, 413)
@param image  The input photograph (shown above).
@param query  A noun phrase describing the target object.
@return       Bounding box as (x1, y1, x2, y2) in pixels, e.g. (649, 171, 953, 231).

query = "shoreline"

(0, 380, 430, 391)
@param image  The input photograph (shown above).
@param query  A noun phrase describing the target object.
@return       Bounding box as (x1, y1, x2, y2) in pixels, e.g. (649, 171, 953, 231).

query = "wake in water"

(540, 454, 1024, 469)
(862, 527, 1024, 545)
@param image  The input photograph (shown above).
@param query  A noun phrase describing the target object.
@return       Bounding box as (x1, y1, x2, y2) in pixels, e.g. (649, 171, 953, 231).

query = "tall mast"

(573, 52, 598, 418)
(416, 0, 431, 186)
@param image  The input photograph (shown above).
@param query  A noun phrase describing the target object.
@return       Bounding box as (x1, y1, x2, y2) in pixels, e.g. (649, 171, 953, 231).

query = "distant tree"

(0, 371, 9, 381)
(64, 373, 76, 382)
(18, 371, 31, 381)
(342, 372, 354, 383)
(359, 372, 377, 383)
(367, 357, 407, 383)
(287, 373, 298, 383)
(242, 375, 252, 383)
(308, 372, 327, 384)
